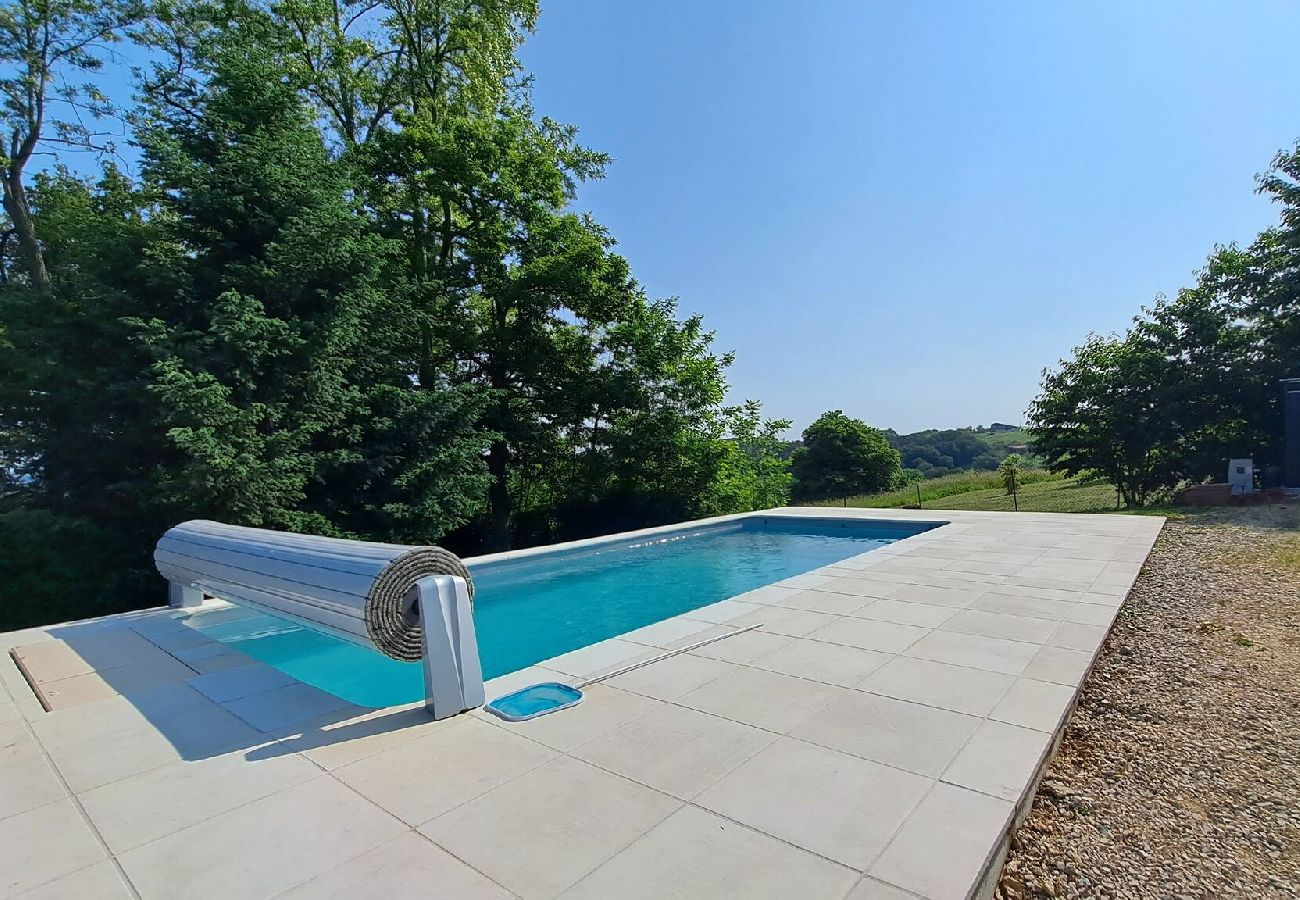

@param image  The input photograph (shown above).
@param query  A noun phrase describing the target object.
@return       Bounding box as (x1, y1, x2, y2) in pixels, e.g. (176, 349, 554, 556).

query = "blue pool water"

(184, 516, 933, 707)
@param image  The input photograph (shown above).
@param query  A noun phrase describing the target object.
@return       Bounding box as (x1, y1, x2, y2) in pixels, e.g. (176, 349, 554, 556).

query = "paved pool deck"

(0, 507, 1163, 900)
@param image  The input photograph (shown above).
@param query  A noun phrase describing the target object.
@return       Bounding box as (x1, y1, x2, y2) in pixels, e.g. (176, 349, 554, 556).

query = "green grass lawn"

(810, 470, 1141, 514)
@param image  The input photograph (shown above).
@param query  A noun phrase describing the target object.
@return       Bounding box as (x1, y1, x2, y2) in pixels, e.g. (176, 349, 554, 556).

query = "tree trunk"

(2, 174, 50, 291)
(486, 438, 511, 552)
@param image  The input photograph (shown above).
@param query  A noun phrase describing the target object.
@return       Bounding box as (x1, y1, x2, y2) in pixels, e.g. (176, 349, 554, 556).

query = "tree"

(131, 40, 491, 538)
(998, 453, 1022, 495)
(0, 0, 799, 630)
(0, 0, 147, 289)
(791, 410, 901, 501)
(702, 402, 793, 514)
(1028, 334, 1178, 507)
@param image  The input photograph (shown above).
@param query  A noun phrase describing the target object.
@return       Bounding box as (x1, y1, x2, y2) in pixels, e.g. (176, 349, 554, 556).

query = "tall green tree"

(791, 410, 901, 501)
(0, 0, 147, 289)
(132, 40, 490, 537)
(1028, 333, 1181, 507)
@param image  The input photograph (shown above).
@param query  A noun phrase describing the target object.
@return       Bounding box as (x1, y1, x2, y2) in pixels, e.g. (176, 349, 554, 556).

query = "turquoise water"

(185, 516, 930, 707)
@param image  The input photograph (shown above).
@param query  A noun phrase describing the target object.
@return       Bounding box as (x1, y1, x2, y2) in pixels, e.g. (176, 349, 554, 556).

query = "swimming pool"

(184, 515, 936, 707)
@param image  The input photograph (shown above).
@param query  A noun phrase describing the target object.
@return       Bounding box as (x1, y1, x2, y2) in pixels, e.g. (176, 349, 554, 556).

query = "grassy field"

(811, 469, 1129, 513)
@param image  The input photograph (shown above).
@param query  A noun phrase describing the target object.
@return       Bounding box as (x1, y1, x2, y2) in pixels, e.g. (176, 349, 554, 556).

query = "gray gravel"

(997, 509, 1300, 899)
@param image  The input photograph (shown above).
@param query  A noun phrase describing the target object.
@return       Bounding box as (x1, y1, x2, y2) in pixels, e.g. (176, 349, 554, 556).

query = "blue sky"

(54, 1, 1300, 433)
(517, 0, 1300, 433)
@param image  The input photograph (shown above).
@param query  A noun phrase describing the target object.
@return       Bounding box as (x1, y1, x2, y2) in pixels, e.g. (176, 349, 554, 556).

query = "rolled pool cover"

(154, 520, 474, 661)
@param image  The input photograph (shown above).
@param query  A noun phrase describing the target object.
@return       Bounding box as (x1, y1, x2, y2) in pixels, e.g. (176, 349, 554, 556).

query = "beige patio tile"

(602, 653, 736, 701)
(273, 703, 444, 770)
(281, 831, 513, 899)
(792, 691, 979, 777)
(730, 584, 799, 605)
(751, 637, 891, 688)
(1063, 602, 1120, 627)
(44, 703, 265, 793)
(968, 592, 1075, 620)
(117, 776, 405, 900)
(858, 656, 1013, 717)
(994, 581, 1082, 603)
(989, 678, 1077, 732)
(11, 641, 100, 682)
(619, 616, 718, 647)
(220, 682, 358, 732)
(726, 604, 838, 637)
(904, 630, 1039, 676)
(687, 628, 793, 664)
(807, 617, 928, 654)
(80, 747, 319, 853)
(773, 589, 871, 615)
(890, 579, 991, 606)
(0, 799, 106, 896)
(37, 672, 119, 709)
(682, 599, 765, 624)
(19, 860, 133, 899)
(677, 665, 848, 734)
(424, 756, 680, 899)
(871, 556, 948, 574)
(696, 737, 930, 870)
(335, 715, 557, 825)
(852, 597, 956, 628)
(560, 806, 859, 900)
(941, 559, 1023, 577)
(483, 665, 570, 699)
(1048, 621, 1111, 651)
(29, 682, 206, 752)
(870, 782, 1013, 900)
(775, 572, 836, 590)
(816, 576, 900, 599)
(941, 719, 1052, 801)
(485, 684, 662, 751)
(1022, 645, 1095, 686)
(572, 702, 774, 800)
(844, 876, 923, 899)
(938, 608, 1057, 644)
(530, 639, 657, 679)
(0, 721, 67, 819)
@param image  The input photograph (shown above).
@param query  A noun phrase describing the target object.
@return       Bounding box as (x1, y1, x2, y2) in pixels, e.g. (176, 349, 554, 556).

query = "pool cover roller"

(154, 519, 484, 718)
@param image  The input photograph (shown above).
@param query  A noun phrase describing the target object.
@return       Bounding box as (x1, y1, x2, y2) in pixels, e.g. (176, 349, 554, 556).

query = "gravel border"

(997, 511, 1300, 898)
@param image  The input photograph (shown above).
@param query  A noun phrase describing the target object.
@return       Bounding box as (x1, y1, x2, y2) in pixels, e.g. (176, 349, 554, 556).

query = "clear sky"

(516, 0, 1300, 433)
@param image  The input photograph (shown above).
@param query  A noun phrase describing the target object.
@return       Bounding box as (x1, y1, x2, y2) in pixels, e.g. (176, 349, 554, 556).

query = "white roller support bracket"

(154, 520, 484, 719)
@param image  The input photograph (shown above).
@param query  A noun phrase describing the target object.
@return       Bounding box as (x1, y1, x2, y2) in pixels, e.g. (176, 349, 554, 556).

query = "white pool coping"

(0, 507, 1164, 899)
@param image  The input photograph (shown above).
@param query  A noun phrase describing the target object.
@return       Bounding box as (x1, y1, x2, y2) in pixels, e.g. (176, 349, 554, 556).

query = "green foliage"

(1029, 333, 1178, 507)
(998, 453, 1023, 495)
(0, 508, 157, 629)
(0, 0, 792, 627)
(881, 426, 1037, 478)
(1030, 142, 1300, 504)
(0, 0, 147, 289)
(791, 410, 902, 501)
(706, 402, 794, 514)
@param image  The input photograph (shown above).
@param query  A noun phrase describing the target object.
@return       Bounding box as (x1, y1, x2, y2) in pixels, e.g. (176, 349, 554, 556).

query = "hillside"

(809, 469, 1125, 514)
(885, 423, 1039, 478)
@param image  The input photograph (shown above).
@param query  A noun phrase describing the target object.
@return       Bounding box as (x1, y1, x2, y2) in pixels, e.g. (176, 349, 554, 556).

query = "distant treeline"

(784, 424, 1035, 480)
